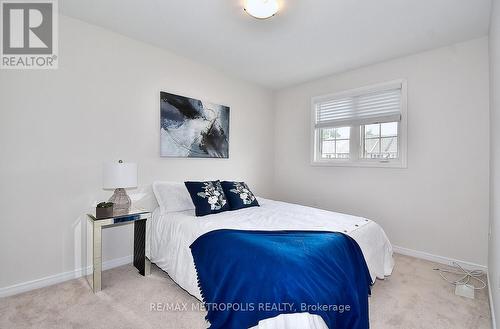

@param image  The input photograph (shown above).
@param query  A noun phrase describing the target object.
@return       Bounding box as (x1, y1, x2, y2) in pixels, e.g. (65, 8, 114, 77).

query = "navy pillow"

(184, 180, 230, 217)
(221, 181, 259, 210)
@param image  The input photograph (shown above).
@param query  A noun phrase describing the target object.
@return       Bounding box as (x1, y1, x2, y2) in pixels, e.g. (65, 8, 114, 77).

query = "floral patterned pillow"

(184, 181, 230, 217)
(220, 181, 259, 210)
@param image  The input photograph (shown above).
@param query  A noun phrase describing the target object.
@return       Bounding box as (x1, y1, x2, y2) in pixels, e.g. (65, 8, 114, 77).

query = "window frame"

(318, 127, 351, 160)
(360, 122, 399, 160)
(310, 79, 408, 168)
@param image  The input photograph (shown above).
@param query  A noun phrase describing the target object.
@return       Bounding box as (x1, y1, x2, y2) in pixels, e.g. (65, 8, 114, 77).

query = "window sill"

(311, 159, 407, 168)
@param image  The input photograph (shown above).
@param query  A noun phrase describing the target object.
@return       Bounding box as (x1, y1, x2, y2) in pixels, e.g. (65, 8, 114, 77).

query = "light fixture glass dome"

(244, 0, 279, 19)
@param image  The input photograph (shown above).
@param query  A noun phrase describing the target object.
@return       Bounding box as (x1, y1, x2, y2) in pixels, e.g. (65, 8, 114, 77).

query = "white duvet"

(149, 198, 394, 329)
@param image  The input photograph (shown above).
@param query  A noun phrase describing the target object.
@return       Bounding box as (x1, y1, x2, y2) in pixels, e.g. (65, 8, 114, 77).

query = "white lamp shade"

(103, 162, 138, 189)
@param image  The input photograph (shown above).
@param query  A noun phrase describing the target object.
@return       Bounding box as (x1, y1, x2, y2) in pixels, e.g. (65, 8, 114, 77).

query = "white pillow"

(152, 181, 195, 214)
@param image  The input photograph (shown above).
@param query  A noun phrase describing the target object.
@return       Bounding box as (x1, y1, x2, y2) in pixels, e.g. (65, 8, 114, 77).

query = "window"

(311, 80, 407, 167)
(320, 127, 350, 159)
(362, 122, 398, 159)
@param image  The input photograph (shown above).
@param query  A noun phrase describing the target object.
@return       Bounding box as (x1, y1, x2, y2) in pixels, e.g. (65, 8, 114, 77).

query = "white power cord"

(433, 262, 486, 290)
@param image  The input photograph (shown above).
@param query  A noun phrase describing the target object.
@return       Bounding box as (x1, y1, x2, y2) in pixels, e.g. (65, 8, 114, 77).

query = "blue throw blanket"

(190, 230, 372, 329)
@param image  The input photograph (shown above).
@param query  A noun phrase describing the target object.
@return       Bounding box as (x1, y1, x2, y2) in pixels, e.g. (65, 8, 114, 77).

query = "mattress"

(149, 198, 394, 329)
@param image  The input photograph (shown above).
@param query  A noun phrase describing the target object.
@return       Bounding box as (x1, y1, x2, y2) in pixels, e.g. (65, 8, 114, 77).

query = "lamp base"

(108, 188, 131, 212)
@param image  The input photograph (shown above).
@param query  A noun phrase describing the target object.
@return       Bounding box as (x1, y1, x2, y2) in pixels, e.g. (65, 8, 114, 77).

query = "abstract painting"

(160, 92, 230, 158)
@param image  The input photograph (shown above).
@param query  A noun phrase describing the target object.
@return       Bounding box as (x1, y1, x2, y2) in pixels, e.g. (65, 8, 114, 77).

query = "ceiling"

(61, 0, 491, 89)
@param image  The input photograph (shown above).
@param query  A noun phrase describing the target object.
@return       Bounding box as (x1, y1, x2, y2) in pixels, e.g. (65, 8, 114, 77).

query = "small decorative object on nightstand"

(95, 202, 114, 219)
(86, 208, 151, 293)
(102, 160, 137, 212)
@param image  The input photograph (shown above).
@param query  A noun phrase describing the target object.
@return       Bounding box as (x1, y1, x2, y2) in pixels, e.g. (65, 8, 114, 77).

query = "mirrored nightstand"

(86, 208, 151, 293)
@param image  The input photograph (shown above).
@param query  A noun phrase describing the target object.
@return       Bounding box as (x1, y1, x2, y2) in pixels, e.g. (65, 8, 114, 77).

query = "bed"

(148, 191, 394, 329)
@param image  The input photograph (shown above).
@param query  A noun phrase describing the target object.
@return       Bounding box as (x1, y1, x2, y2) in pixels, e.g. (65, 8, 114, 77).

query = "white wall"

(273, 38, 490, 266)
(489, 0, 500, 325)
(0, 16, 275, 290)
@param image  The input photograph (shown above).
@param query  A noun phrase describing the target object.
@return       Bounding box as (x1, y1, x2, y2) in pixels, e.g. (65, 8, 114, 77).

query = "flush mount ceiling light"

(244, 0, 279, 19)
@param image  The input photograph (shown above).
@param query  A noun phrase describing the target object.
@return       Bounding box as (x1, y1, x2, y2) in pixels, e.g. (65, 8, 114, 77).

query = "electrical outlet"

(455, 284, 474, 299)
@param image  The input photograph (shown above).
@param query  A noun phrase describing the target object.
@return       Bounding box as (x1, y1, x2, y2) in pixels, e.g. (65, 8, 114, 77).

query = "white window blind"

(314, 83, 402, 128)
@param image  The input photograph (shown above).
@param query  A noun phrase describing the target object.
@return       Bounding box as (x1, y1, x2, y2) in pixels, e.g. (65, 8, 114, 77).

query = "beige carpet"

(0, 254, 491, 329)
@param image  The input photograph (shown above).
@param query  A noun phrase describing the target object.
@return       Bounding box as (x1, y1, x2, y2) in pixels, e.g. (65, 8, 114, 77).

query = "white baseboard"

(0, 255, 133, 298)
(0, 247, 491, 299)
(392, 245, 487, 271)
(489, 271, 497, 329)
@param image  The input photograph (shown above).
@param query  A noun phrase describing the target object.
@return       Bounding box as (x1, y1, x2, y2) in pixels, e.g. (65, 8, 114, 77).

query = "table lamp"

(103, 160, 137, 211)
